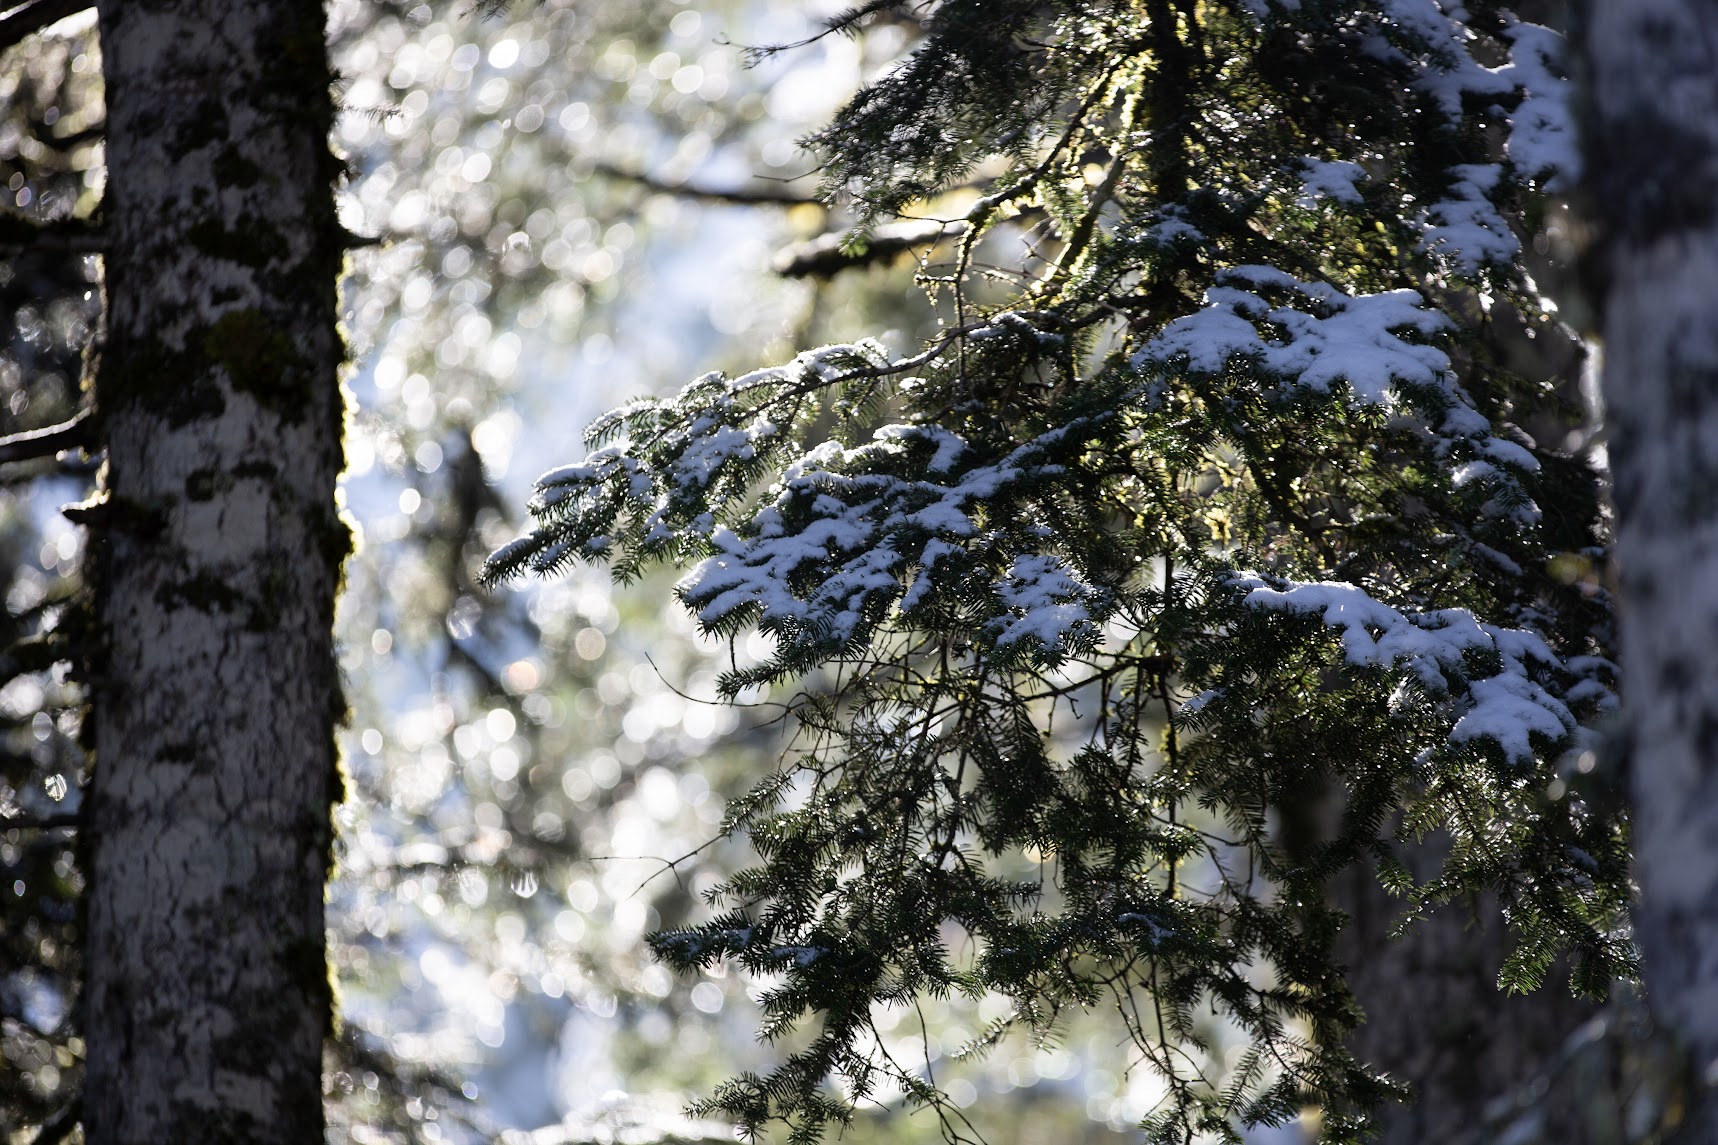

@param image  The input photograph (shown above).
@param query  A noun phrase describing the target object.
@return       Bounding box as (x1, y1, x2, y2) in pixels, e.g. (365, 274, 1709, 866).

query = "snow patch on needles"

(1139, 265, 1451, 402)
(1419, 164, 1519, 274)
(1134, 265, 1541, 523)
(1236, 575, 1576, 761)
(676, 418, 1107, 658)
(1503, 21, 1580, 186)
(988, 554, 1103, 653)
(1372, 4, 1579, 267)
(1296, 158, 1366, 205)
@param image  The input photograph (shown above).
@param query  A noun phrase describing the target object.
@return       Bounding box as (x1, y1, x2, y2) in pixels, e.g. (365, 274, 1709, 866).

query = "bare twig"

(593, 161, 820, 207)
(0, 0, 89, 54)
(0, 408, 94, 465)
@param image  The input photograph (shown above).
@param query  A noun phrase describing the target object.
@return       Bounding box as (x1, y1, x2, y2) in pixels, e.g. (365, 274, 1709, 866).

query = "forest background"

(0, 1, 1708, 1144)
(7, 1, 1137, 1140)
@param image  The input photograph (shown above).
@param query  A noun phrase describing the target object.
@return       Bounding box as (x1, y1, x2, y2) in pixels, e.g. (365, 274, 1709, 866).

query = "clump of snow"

(1142, 265, 1450, 402)
(987, 554, 1103, 653)
(1236, 574, 1581, 762)
(1504, 21, 1581, 187)
(1367, 5, 1578, 265)
(1297, 157, 1366, 206)
(1137, 205, 1205, 249)
(1134, 265, 1541, 523)
(965, 311, 1066, 346)
(677, 417, 1107, 659)
(1419, 164, 1520, 274)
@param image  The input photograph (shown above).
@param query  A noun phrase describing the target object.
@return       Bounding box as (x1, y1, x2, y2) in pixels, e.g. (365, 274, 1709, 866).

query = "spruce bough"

(489, 2, 1628, 1140)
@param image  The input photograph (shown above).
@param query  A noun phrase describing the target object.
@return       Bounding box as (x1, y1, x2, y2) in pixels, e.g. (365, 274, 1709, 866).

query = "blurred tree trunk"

(82, 1, 346, 1141)
(1332, 843, 1594, 1143)
(1587, 4, 1718, 1142)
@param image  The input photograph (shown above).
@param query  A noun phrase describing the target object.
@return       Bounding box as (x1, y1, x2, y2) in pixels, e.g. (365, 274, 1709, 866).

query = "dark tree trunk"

(1333, 843, 1595, 1143)
(1586, 3, 1718, 1141)
(83, 1, 346, 1141)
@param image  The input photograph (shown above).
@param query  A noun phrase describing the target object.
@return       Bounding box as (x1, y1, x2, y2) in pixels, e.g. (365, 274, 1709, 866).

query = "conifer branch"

(0, 408, 94, 464)
(737, 0, 915, 63)
(0, 0, 89, 53)
(497, 5, 1619, 1137)
(772, 218, 966, 278)
(593, 161, 821, 207)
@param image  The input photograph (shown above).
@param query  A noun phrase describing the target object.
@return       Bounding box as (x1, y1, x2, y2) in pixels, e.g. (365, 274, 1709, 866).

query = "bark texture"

(1586, 3, 1718, 1141)
(84, 2, 345, 1141)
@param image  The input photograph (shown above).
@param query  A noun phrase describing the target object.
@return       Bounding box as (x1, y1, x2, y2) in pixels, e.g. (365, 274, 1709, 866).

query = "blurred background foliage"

(0, 1, 1148, 1142)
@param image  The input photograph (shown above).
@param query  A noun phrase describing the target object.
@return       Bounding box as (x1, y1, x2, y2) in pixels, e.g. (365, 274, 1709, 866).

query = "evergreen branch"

(0, 408, 94, 464)
(735, 0, 913, 63)
(0, 213, 104, 253)
(593, 161, 821, 207)
(773, 218, 966, 278)
(0, 0, 88, 53)
(500, 6, 1618, 1138)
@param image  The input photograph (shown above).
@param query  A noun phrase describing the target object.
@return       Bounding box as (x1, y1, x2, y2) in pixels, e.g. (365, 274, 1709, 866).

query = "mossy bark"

(83, 2, 345, 1141)
(1587, 4, 1718, 1141)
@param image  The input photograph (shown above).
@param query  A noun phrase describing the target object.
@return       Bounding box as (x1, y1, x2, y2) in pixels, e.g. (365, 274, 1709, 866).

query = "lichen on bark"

(82, 2, 348, 1141)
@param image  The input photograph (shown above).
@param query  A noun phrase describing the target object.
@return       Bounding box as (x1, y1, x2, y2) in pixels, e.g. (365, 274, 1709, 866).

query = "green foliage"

(496, 1, 1629, 1141)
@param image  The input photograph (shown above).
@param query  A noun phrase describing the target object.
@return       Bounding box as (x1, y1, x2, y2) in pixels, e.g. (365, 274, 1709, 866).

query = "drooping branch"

(0, 408, 94, 464)
(0, 0, 90, 54)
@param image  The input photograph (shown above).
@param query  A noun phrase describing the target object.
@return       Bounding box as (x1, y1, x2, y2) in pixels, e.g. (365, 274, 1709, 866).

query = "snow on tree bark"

(82, 1, 346, 1141)
(1588, 3, 1718, 1140)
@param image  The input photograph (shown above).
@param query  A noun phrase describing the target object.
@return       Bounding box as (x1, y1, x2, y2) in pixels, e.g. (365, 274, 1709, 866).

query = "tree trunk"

(1333, 843, 1595, 1143)
(83, 2, 346, 1141)
(1586, 4, 1718, 1141)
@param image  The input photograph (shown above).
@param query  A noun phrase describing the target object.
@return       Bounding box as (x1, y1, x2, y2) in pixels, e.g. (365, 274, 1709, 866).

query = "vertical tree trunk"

(83, 2, 346, 1141)
(1587, 4, 1718, 1141)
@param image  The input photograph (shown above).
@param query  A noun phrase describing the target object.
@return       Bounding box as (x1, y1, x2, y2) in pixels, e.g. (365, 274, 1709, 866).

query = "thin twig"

(0, 408, 94, 465)
(0, 0, 89, 54)
(593, 161, 820, 207)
